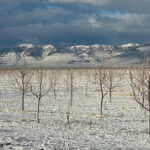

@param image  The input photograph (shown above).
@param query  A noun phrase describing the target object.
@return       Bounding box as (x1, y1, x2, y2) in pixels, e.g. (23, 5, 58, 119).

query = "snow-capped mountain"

(0, 42, 149, 67)
(119, 43, 140, 48)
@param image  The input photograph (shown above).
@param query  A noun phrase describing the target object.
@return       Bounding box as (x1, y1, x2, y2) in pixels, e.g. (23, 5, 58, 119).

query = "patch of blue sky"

(101, 10, 120, 16)
(0, 2, 6, 8)
(76, 3, 89, 10)
(45, 4, 58, 9)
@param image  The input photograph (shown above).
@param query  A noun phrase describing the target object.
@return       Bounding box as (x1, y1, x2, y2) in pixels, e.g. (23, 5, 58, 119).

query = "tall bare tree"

(84, 70, 91, 97)
(30, 70, 51, 123)
(130, 68, 150, 134)
(9, 69, 32, 110)
(49, 70, 60, 100)
(65, 70, 74, 106)
(106, 68, 121, 102)
(65, 70, 75, 125)
(95, 66, 108, 114)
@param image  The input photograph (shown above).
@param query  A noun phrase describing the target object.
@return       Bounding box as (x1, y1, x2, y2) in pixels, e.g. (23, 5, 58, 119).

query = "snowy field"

(0, 69, 150, 150)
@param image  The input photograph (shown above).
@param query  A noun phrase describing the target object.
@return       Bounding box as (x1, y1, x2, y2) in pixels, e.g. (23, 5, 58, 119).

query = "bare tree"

(141, 68, 146, 106)
(9, 69, 32, 111)
(30, 69, 51, 123)
(65, 70, 74, 106)
(95, 66, 108, 114)
(65, 70, 75, 125)
(106, 68, 121, 103)
(106, 68, 113, 103)
(130, 68, 150, 134)
(84, 70, 91, 97)
(49, 70, 60, 100)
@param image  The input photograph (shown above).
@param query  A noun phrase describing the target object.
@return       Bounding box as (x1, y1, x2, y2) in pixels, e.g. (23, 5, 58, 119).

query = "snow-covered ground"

(0, 69, 150, 150)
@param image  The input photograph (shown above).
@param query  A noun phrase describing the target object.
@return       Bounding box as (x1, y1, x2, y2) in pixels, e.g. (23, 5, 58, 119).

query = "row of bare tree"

(7, 68, 122, 123)
(6, 67, 150, 134)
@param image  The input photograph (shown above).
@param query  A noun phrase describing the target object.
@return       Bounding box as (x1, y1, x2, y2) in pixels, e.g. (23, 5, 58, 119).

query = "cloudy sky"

(0, 0, 150, 47)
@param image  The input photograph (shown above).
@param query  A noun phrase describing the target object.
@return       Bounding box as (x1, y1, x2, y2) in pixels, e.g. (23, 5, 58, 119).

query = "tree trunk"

(85, 81, 88, 97)
(53, 82, 56, 100)
(71, 87, 73, 106)
(109, 71, 112, 103)
(70, 75, 73, 106)
(67, 111, 70, 125)
(22, 92, 24, 111)
(37, 98, 41, 123)
(100, 96, 104, 115)
(54, 85, 56, 99)
(149, 112, 150, 135)
(109, 88, 112, 103)
(100, 82, 104, 115)
(148, 76, 150, 134)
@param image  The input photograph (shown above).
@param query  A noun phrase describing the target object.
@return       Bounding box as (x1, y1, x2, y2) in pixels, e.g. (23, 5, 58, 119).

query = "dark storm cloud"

(45, 0, 150, 14)
(0, 0, 150, 47)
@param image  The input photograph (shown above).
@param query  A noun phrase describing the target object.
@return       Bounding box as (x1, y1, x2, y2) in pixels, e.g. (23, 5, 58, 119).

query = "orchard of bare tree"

(0, 67, 150, 149)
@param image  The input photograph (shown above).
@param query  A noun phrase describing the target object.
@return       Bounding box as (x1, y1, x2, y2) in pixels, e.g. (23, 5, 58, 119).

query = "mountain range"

(0, 42, 150, 68)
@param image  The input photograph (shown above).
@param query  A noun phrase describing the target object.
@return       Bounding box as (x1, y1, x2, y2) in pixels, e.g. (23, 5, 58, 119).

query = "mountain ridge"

(0, 42, 149, 67)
